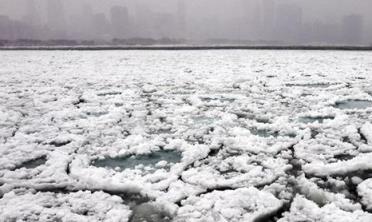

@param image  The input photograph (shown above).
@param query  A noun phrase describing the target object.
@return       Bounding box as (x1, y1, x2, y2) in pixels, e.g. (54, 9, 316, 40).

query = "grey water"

(130, 203, 171, 222)
(250, 128, 279, 138)
(16, 156, 47, 169)
(92, 150, 182, 171)
(286, 83, 333, 88)
(299, 116, 334, 124)
(335, 100, 372, 110)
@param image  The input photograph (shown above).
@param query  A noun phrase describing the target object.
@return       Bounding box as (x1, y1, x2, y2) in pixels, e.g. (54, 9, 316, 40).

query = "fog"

(0, 0, 371, 45)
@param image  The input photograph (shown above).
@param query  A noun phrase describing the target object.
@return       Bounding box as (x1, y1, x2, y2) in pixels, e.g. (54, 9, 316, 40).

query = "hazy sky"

(0, 0, 371, 44)
(1, 0, 371, 19)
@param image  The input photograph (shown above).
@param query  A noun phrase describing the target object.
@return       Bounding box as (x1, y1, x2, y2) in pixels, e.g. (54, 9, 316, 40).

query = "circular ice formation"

(0, 190, 131, 222)
(175, 187, 282, 222)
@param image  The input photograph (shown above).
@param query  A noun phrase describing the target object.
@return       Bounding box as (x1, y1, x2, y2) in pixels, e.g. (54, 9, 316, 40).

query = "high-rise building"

(93, 13, 110, 39)
(110, 6, 130, 38)
(0, 15, 12, 39)
(22, 0, 42, 39)
(80, 3, 94, 39)
(342, 14, 363, 45)
(46, 0, 66, 38)
(153, 13, 176, 39)
(134, 4, 154, 38)
(25, 0, 41, 27)
(275, 4, 303, 44)
(241, 0, 262, 40)
(177, 0, 187, 38)
(261, 0, 275, 40)
(309, 21, 340, 45)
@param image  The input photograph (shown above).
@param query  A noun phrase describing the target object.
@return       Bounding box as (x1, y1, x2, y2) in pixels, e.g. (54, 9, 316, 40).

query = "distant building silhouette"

(93, 13, 110, 39)
(342, 14, 363, 45)
(0, 15, 12, 40)
(153, 13, 176, 39)
(261, 0, 275, 40)
(25, 0, 41, 27)
(243, 0, 262, 40)
(110, 6, 130, 38)
(275, 4, 303, 44)
(47, 0, 66, 38)
(307, 21, 340, 45)
(134, 4, 154, 38)
(177, 0, 187, 38)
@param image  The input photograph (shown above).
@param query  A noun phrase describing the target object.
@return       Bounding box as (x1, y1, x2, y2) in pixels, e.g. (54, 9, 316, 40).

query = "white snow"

(1, 50, 372, 221)
(175, 187, 282, 222)
(358, 179, 372, 211)
(303, 153, 372, 177)
(0, 190, 131, 222)
(279, 196, 372, 222)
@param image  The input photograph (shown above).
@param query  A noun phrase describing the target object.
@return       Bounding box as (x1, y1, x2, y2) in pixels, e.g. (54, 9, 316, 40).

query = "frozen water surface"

(1, 50, 372, 221)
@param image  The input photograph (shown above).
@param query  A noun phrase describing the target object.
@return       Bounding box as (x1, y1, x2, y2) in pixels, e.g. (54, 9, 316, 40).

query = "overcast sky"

(1, 0, 371, 19)
(0, 0, 371, 44)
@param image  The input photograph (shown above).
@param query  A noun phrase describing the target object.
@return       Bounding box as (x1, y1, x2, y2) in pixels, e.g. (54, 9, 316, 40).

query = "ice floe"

(1, 50, 372, 221)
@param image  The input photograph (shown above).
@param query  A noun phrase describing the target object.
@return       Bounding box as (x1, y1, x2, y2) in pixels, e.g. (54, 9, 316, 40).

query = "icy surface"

(175, 187, 282, 222)
(0, 190, 131, 222)
(1, 50, 372, 221)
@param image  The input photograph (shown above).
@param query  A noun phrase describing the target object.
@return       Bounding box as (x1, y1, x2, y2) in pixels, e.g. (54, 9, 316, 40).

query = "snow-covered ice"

(0, 50, 372, 221)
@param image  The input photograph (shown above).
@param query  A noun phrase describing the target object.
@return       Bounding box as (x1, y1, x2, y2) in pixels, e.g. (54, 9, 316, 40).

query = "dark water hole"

(92, 150, 182, 171)
(286, 83, 333, 88)
(250, 128, 279, 138)
(129, 203, 171, 222)
(299, 116, 334, 124)
(334, 100, 372, 110)
(15, 156, 47, 170)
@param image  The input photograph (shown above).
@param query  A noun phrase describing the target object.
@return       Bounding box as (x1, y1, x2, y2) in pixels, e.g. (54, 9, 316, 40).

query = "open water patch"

(97, 91, 122, 97)
(15, 156, 48, 170)
(92, 150, 182, 171)
(334, 100, 372, 110)
(115, 193, 172, 222)
(86, 111, 109, 117)
(129, 202, 171, 222)
(286, 83, 334, 89)
(199, 96, 236, 103)
(298, 116, 334, 124)
(250, 128, 279, 138)
(191, 116, 216, 126)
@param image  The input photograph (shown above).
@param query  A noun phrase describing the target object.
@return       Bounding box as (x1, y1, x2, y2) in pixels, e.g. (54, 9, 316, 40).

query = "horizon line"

(1, 45, 372, 51)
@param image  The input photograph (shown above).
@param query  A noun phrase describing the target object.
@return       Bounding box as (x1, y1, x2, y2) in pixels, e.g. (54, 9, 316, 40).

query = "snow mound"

(175, 187, 282, 222)
(0, 190, 131, 222)
(279, 196, 372, 222)
(358, 179, 372, 211)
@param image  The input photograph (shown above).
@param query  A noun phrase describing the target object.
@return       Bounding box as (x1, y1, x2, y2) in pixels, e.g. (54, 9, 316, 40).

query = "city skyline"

(0, 0, 371, 45)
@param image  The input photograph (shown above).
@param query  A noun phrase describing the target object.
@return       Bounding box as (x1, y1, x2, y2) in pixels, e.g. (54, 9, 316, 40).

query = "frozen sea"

(1, 50, 372, 222)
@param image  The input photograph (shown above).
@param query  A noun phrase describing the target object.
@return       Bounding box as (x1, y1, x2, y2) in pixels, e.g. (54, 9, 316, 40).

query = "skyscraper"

(153, 12, 176, 39)
(342, 14, 363, 45)
(242, 0, 262, 40)
(275, 4, 303, 44)
(80, 3, 94, 39)
(25, 0, 41, 27)
(177, 0, 187, 38)
(46, 0, 66, 38)
(261, 0, 275, 40)
(0, 15, 12, 40)
(93, 13, 110, 39)
(110, 6, 130, 38)
(133, 4, 154, 38)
